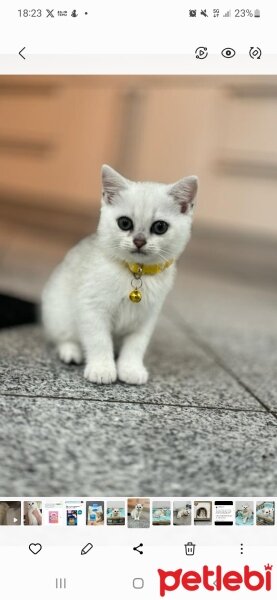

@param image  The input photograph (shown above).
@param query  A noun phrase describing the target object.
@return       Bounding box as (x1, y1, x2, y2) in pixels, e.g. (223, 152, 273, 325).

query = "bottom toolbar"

(0, 535, 275, 598)
(0, 498, 275, 598)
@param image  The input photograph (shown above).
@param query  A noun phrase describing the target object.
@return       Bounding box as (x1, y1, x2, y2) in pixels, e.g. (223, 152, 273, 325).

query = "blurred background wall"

(0, 75, 276, 299)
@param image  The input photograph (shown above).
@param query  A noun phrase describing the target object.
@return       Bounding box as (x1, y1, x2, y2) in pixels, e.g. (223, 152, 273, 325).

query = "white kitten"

(42, 165, 198, 385)
(27, 502, 41, 526)
(154, 509, 166, 518)
(241, 504, 252, 523)
(131, 503, 144, 520)
(177, 508, 190, 518)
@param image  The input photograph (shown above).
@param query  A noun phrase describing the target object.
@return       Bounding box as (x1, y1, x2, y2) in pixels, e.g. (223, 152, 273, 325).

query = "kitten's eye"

(150, 220, 169, 235)
(117, 216, 133, 231)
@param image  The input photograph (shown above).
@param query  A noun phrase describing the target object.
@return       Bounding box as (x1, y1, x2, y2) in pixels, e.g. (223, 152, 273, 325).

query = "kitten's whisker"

(157, 250, 171, 260)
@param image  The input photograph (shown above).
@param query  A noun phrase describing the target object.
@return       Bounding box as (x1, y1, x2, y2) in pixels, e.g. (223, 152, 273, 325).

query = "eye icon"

(221, 47, 236, 59)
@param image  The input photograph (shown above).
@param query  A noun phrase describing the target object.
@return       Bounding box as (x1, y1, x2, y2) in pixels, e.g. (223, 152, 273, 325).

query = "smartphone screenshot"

(0, 0, 276, 597)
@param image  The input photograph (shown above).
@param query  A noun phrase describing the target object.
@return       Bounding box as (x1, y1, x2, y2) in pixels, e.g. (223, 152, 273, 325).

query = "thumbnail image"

(235, 501, 254, 525)
(44, 501, 64, 525)
(48, 511, 59, 524)
(67, 510, 77, 526)
(256, 501, 275, 526)
(173, 501, 192, 525)
(66, 500, 86, 526)
(0, 501, 21, 526)
(86, 501, 104, 526)
(214, 501, 234, 526)
(152, 501, 171, 525)
(194, 501, 212, 525)
(24, 501, 42, 525)
(127, 498, 150, 528)
(107, 501, 126, 525)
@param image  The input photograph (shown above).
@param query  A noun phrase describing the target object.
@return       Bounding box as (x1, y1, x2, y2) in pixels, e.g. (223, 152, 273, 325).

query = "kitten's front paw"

(84, 361, 117, 384)
(117, 362, 149, 385)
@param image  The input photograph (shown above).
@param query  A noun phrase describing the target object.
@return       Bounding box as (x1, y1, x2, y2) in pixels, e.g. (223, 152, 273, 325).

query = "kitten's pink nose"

(133, 235, 147, 249)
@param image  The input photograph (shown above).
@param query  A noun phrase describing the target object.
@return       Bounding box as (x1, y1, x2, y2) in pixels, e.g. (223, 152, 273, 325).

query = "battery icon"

(254, 9, 261, 17)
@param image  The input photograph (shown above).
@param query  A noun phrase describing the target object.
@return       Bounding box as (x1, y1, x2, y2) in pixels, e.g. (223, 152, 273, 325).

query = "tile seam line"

(169, 309, 277, 418)
(0, 391, 272, 415)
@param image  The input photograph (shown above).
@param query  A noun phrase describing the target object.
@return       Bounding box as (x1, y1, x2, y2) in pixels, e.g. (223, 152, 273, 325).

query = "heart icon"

(29, 543, 42, 555)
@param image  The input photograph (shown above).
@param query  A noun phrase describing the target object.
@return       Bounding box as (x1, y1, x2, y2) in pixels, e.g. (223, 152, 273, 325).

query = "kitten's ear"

(169, 175, 198, 214)
(101, 164, 129, 204)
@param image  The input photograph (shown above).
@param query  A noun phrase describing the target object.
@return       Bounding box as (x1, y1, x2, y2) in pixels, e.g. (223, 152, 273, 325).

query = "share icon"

(133, 543, 144, 555)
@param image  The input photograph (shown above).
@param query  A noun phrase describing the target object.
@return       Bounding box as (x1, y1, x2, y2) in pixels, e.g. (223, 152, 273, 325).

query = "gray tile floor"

(1, 262, 276, 497)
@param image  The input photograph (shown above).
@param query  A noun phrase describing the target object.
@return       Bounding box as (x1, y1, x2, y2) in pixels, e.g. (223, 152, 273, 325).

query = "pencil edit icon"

(81, 543, 93, 555)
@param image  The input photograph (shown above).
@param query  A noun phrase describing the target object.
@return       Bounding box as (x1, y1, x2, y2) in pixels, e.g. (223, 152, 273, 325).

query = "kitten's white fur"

(42, 165, 198, 385)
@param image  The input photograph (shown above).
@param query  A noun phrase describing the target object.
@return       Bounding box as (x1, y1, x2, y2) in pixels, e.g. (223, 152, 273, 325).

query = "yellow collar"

(125, 259, 174, 276)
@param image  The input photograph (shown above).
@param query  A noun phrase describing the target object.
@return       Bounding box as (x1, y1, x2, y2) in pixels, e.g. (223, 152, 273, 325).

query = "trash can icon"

(184, 542, 196, 556)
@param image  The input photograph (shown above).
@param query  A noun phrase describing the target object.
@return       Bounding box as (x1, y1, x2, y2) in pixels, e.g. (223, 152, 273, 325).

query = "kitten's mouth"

(131, 249, 148, 256)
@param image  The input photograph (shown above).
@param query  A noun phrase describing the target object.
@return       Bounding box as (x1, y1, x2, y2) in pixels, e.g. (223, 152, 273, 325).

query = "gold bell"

(129, 289, 142, 303)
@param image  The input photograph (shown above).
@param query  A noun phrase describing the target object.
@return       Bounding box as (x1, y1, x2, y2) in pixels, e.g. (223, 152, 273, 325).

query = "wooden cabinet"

(131, 78, 277, 235)
(0, 76, 276, 235)
(0, 77, 125, 211)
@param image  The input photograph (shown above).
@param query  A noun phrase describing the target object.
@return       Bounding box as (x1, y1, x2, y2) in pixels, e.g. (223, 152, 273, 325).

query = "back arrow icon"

(19, 47, 26, 60)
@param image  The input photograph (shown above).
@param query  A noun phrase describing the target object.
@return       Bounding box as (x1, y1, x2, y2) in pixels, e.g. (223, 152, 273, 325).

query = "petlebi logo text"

(158, 564, 273, 596)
